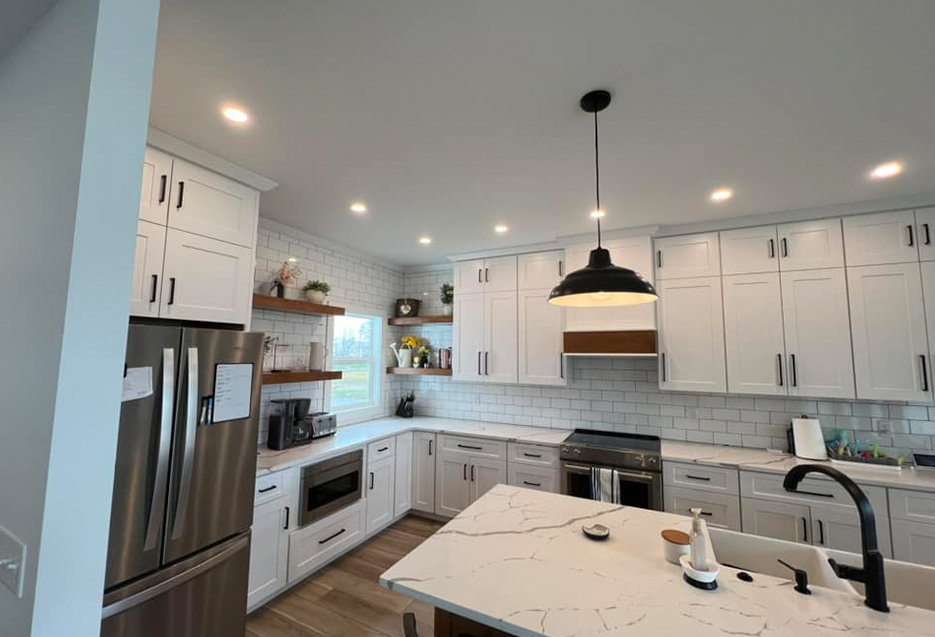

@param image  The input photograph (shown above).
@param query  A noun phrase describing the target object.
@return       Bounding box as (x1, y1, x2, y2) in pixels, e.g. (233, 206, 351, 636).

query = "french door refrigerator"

(102, 324, 264, 637)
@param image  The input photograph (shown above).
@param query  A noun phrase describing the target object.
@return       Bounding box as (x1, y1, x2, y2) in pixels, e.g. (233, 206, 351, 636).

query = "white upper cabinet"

(655, 232, 720, 280)
(657, 276, 727, 393)
(518, 288, 565, 386)
(722, 273, 787, 396)
(455, 259, 486, 295)
(843, 210, 919, 266)
(720, 226, 779, 275)
(518, 250, 564, 290)
(564, 235, 656, 331)
(484, 291, 518, 383)
(915, 208, 935, 262)
(777, 218, 844, 270)
(168, 159, 259, 248)
(781, 268, 855, 399)
(454, 256, 517, 293)
(847, 263, 931, 401)
(139, 147, 173, 225)
(160, 229, 254, 325)
(452, 293, 485, 381)
(920, 262, 935, 397)
(130, 221, 166, 318)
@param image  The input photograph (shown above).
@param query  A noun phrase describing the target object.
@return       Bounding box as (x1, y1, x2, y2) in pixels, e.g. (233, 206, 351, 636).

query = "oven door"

(561, 462, 594, 499)
(300, 450, 363, 527)
(561, 462, 663, 511)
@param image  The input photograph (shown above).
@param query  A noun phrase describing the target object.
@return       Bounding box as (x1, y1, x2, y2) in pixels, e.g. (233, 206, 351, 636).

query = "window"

(330, 314, 382, 417)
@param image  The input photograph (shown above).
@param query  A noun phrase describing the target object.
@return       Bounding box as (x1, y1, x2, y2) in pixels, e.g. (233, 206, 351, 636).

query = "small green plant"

(440, 283, 454, 304)
(303, 280, 331, 294)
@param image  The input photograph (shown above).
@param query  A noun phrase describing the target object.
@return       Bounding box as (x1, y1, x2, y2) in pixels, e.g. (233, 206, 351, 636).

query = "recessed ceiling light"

(710, 188, 734, 202)
(419, 236, 432, 245)
(494, 224, 509, 234)
(870, 161, 903, 180)
(221, 106, 249, 123)
(590, 209, 606, 219)
(350, 202, 367, 214)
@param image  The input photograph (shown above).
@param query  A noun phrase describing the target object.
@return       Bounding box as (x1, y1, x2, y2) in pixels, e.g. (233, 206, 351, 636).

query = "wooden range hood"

(563, 330, 657, 356)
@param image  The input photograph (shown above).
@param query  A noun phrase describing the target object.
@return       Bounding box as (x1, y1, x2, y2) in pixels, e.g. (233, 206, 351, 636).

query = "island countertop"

(380, 485, 935, 637)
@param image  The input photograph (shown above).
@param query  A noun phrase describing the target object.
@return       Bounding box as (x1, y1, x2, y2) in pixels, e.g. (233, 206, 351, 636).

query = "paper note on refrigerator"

(121, 367, 153, 402)
(213, 363, 254, 423)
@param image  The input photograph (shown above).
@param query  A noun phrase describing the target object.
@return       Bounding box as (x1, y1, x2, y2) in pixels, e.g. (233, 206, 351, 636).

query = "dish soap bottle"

(689, 508, 709, 571)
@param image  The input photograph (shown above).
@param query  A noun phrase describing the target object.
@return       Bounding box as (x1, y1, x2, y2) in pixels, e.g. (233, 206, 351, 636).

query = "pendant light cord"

(594, 109, 602, 248)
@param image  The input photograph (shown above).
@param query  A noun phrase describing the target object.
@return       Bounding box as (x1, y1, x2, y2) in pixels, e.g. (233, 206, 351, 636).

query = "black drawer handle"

(523, 481, 542, 487)
(694, 510, 713, 517)
(319, 528, 346, 545)
(457, 444, 483, 451)
(786, 487, 834, 498)
(176, 181, 185, 209)
(258, 485, 277, 493)
(523, 453, 542, 459)
(685, 474, 711, 482)
(158, 174, 167, 203)
(377, 446, 389, 452)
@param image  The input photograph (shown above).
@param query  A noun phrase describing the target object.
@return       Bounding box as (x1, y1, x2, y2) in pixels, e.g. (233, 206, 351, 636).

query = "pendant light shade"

(548, 90, 658, 307)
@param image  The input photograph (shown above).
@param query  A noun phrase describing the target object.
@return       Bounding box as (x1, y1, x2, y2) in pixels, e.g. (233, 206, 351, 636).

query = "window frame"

(326, 312, 383, 424)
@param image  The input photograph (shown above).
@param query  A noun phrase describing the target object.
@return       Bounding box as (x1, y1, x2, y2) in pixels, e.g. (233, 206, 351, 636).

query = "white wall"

(0, 0, 159, 635)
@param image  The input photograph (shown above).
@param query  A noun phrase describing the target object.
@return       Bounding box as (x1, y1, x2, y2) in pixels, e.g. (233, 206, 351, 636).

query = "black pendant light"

(548, 90, 658, 308)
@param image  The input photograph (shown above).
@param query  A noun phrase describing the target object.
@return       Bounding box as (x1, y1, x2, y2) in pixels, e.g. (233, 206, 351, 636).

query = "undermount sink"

(708, 527, 935, 612)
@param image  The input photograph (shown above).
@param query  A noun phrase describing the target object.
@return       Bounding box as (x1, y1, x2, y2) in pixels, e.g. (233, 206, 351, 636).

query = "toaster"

(307, 412, 337, 439)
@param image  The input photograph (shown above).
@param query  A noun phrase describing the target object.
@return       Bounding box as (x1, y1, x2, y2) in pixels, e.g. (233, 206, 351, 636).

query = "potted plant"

(416, 344, 432, 368)
(303, 280, 331, 304)
(270, 259, 302, 298)
(440, 283, 454, 316)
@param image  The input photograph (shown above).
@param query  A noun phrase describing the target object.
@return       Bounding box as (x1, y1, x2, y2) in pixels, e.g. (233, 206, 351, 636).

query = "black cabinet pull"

(801, 517, 808, 542)
(369, 471, 374, 490)
(818, 519, 825, 545)
(768, 238, 775, 258)
(698, 510, 713, 517)
(921, 355, 930, 392)
(158, 174, 167, 203)
(523, 481, 541, 487)
(258, 485, 277, 494)
(924, 223, 932, 246)
(523, 453, 542, 459)
(485, 267, 489, 282)
(150, 274, 158, 303)
(790, 354, 798, 387)
(477, 351, 481, 375)
(470, 464, 475, 482)
(685, 474, 711, 482)
(558, 260, 564, 276)
(787, 487, 834, 498)
(661, 352, 667, 382)
(428, 439, 433, 456)
(484, 351, 489, 375)
(377, 446, 389, 452)
(167, 277, 176, 305)
(478, 268, 482, 283)
(176, 181, 185, 209)
(907, 224, 915, 247)
(781, 237, 789, 257)
(463, 463, 467, 480)
(284, 506, 290, 530)
(319, 528, 346, 545)
(457, 444, 483, 451)
(656, 250, 662, 268)
(777, 353, 784, 386)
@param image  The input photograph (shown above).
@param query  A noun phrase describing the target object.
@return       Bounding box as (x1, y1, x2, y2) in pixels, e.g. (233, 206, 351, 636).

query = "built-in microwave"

(299, 449, 363, 527)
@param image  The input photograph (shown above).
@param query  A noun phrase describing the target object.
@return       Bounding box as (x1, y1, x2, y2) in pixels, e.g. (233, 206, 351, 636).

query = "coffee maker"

(267, 398, 313, 450)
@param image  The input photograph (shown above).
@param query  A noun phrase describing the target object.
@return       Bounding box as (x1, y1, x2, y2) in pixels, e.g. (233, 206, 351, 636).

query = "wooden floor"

(246, 515, 445, 637)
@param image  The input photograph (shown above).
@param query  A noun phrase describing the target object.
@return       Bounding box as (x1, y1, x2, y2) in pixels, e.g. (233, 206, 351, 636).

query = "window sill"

(334, 404, 385, 426)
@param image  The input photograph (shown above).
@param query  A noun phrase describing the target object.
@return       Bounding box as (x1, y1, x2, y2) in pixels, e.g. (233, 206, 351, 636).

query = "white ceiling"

(150, 0, 935, 266)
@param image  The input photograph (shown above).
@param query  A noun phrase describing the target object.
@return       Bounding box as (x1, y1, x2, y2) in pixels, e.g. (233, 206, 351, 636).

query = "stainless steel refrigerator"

(101, 324, 264, 637)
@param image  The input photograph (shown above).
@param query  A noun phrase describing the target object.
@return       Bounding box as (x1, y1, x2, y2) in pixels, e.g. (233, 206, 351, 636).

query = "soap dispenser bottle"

(689, 508, 709, 571)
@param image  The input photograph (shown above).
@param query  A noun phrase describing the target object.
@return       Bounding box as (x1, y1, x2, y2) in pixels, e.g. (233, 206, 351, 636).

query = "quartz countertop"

(380, 485, 935, 637)
(256, 416, 935, 492)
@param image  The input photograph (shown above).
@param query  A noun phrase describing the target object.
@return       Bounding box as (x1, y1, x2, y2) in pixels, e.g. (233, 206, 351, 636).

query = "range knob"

(573, 448, 581, 454)
(647, 456, 658, 466)
(561, 447, 569, 453)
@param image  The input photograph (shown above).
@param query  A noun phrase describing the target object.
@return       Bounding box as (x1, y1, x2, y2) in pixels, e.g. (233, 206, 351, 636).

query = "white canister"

(308, 342, 328, 371)
(661, 529, 691, 565)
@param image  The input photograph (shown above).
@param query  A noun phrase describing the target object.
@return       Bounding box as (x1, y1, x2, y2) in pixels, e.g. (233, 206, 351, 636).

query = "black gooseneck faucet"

(782, 464, 889, 613)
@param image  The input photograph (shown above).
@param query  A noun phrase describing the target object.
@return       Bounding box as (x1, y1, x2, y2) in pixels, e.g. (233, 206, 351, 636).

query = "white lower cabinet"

(664, 486, 741, 531)
(435, 441, 507, 518)
(810, 504, 892, 558)
(247, 498, 290, 610)
(288, 500, 365, 585)
(435, 451, 472, 517)
(412, 432, 436, 513)
(741, 497, 811, 544)
(470, 456, 507, 502)
(365, 454, 395, 535)
(508, 464, 559, 493)
(394, 432, 413, 517)
(891, 520, 935, 566)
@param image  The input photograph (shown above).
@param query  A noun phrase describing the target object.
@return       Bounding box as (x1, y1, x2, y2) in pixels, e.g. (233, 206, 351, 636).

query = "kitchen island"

(380, 485, 935, 637)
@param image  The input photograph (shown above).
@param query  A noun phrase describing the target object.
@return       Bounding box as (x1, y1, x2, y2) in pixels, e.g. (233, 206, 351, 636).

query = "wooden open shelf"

(253, 294, 346, 316)
(387, 315, 453, 326)
(262, 371, 343, 385)
(386, 367, 452, 376)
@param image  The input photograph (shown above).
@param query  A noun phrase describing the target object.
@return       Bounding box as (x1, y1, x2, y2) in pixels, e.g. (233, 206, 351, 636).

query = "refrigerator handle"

(172, 347, 199, 539)
(144, 348, 175, 551)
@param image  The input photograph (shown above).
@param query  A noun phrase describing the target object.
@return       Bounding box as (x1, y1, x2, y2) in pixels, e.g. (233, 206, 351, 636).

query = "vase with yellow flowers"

(390, 336, 420, 368)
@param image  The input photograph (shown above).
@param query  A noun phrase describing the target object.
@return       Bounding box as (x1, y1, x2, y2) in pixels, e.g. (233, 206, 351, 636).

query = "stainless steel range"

(560, 429, 663, 510)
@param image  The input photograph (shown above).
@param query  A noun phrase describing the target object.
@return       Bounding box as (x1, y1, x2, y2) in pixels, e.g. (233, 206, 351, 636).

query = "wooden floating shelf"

(253, 294, 346, 316)
(387, 315, 453, 326)
(262, 371, 343, 385)
(386, 367, 452, 376)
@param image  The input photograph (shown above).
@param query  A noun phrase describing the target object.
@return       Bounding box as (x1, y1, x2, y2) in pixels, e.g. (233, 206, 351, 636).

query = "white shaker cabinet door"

(247, 499, 288, 610)
(518, 251, 563, 290)
(847, 263, 931, 401)
(810, 505, 892, 558)
(518, 288, 565, 386)
(657, 277, 727, 393)
(483, 291, 518, 384)
(891, 520, 935, 567)
(129, 221, 166, 318)
(719, 226, 779, 275)
(741, 498, 811, 544)
(365, 455, 395, 535)
(160, 229, 253, 325)
(394, 432, 413, 517)
(781, 268, 855, 399)
(411, 432, 437, 514)
(435, 452, 470, 518)
(654, 232, 721, 279)
(167, 159, 259, 248)
(139, 147, 173, 225)
(469, 458, 507, 504)
(843, 210, 919, 266)
(722, 273, 787, 396)
(483, 255, 518, 292)
(454, 260, 485, 295)
(452, 293, 485, 381)
(777, 218, 844, 270)
(916, 207, 935, 262)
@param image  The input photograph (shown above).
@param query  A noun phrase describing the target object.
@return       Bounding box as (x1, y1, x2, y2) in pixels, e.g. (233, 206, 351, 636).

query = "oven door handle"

(563, 463, 593, 474)
(613, 468, 659, 483)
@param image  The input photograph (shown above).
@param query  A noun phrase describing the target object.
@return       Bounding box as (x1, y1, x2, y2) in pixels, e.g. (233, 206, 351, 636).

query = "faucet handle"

(777, 559, 811, 595)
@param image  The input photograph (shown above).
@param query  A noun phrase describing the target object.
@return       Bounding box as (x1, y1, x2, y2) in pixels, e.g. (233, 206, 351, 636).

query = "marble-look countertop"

(380, 485, 935, 637)
(256, 416, 935, 493)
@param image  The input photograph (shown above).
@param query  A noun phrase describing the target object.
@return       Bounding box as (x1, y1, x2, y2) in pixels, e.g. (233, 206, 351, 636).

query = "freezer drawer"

(102, 533, 250, 637)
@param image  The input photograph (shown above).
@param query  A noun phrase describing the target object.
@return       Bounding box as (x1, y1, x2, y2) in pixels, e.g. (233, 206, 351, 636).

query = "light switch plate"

(0, 524, 26, 597)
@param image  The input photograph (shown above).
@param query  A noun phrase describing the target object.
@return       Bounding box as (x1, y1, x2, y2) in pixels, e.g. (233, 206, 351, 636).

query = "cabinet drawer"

(664, 486, 741, 531)
(665, 462, 739, 495)
(439, 435, 505, 460)
(889, 488, 935, 524)
(255, 472, 286, 506)
(740, 471, 888, 516)
(288, 501, 364, 583)
(367, 437, 396, 462)
(508, 443, 560, 469)
(508, 464, 560, 493)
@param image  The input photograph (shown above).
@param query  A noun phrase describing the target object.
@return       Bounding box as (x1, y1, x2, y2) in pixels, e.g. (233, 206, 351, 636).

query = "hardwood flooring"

(246, 515, 444, 637)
